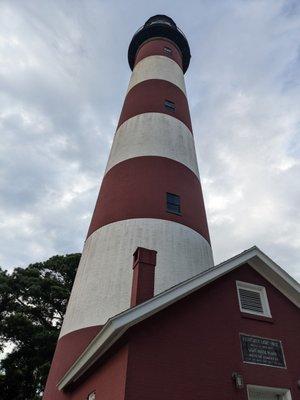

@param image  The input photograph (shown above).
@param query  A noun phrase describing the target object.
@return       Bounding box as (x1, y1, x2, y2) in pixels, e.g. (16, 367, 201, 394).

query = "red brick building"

(43, 15, 300, 400)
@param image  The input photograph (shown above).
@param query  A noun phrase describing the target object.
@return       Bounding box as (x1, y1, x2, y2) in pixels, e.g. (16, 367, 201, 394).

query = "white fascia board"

(58, 246, 300, 390)
(250, 248, 299, 293)
(248, 250, 300, 308)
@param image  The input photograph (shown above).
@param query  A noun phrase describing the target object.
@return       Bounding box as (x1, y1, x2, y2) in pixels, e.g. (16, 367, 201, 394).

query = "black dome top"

(128, 15, 191, 73)
(145, 15, 177, 27)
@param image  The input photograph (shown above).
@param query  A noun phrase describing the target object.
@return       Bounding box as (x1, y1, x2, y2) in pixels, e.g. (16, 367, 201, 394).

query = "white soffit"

(58, 246, 300, 391)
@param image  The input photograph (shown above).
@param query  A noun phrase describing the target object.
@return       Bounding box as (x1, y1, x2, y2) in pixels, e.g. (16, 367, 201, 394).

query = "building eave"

(57, 246, 300, 391)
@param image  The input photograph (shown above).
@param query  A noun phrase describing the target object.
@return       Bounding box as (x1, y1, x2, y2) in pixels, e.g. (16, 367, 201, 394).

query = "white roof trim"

(58, 246, 300, 391)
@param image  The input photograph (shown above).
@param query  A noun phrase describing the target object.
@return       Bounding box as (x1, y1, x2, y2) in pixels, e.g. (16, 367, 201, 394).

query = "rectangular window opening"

(164, 99, 176, 111)
(164, 46, 172, 54)
(166, 192, 181, 215)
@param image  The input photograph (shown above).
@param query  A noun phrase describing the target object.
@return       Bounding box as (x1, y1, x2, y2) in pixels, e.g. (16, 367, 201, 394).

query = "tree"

(0, 253, 80, 400)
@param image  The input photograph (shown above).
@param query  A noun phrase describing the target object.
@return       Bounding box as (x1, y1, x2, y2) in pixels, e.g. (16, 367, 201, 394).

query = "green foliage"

(0, 253, 80, 400)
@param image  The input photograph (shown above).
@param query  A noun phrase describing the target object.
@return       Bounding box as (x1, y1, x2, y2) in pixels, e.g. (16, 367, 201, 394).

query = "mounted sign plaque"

(240, 334, 286, 368)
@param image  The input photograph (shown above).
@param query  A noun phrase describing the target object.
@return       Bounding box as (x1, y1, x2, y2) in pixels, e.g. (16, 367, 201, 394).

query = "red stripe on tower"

(87, 156, 210, 242)
(134, 38, 183, 69)
(117, 79, 193, 131)
(43, 15, 213, 400)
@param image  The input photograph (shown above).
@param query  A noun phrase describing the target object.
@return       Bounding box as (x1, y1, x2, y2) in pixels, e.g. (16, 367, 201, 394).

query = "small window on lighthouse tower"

(164, 99, 176, 111)
(167, 193, 181, 215)
(164, 46, 172, 54)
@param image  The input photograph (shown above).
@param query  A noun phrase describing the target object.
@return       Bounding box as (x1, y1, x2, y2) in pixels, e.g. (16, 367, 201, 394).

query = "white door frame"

(247, 384, 292, 400)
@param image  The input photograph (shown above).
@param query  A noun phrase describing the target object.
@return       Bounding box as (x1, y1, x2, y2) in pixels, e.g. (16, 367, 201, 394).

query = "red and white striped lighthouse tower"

(44, 15, 213, 399)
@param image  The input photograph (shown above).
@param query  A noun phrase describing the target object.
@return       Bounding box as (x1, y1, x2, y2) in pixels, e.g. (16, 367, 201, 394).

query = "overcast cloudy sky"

(0, 0, 299, 281)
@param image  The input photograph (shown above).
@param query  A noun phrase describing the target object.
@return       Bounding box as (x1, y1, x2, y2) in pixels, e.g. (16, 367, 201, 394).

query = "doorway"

(247, 385, 292, 400)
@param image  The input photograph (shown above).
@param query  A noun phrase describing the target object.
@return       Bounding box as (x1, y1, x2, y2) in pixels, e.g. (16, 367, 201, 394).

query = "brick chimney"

(131, 247, 157, 307)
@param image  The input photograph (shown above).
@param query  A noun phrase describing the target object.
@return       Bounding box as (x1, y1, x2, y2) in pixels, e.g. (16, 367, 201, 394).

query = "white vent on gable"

(239, 288, 263, 313)
(236, 281, 271, 317)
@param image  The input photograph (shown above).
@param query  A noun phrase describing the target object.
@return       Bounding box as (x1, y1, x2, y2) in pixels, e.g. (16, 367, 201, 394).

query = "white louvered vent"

(236, 281, 271, 317)
(238, 288, 263, 313)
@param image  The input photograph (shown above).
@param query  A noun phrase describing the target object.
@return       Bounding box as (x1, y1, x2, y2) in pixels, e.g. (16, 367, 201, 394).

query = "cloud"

(0, 1, 299, 281)
(188, 0, 300, 279)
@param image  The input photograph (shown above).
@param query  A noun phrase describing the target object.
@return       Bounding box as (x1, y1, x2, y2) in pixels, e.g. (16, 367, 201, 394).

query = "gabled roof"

(58, 246, 300, 391)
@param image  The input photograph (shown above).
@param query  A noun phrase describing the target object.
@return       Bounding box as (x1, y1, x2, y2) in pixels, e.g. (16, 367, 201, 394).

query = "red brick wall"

(70, 344, 129, 400)
(124, 264, 300, 400)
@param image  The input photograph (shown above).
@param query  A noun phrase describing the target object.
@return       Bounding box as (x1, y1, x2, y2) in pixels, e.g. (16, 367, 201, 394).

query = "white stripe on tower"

(60, 219, 213, 337)
(127, 55, 186, 94)
(106, 113, 199, 177)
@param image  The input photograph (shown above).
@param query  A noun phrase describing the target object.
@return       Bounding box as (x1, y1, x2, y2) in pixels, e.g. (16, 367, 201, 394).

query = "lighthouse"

(61, 14, 213, 333)
(44, 14, 213, 399)
(44, 14, 300, 400)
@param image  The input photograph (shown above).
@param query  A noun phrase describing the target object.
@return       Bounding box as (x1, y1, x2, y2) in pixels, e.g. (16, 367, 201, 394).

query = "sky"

(0, 0, 299, 281)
